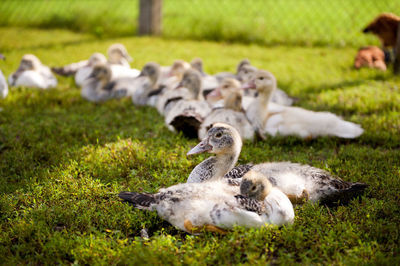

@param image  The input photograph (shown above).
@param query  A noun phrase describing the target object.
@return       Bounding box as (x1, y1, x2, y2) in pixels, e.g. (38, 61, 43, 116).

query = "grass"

(0, 0, 399, 46)
(0, 26, 400, 264)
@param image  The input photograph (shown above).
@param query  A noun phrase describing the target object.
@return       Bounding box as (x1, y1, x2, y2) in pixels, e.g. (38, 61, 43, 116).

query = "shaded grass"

(0, 27, 399, 264)
(0, 0, 399, 46)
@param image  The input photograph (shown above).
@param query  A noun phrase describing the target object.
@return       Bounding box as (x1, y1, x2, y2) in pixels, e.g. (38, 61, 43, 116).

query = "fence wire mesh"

(0, 0, 399, 46)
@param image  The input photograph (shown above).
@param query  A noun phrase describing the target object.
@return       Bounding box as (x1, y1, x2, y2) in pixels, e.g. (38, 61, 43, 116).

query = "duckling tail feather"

(119, 191, 156, 210)
(169, 110, 203, 139)
(321, 182, 369, 206)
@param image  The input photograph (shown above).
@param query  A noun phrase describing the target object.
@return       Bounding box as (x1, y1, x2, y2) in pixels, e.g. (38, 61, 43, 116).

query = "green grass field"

(0, 0, 399, 46)
(0, 27, 400, 264)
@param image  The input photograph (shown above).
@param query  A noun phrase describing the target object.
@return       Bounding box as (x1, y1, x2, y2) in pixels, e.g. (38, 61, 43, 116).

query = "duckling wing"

(110, 64, 140, 79)
(263, 188, 295, 225)
(224, 164, 254, 185)
(51, 59, 89, 76)
(252, 162, 367, 204)
(75, 66, 93, 87)
(271, 88, 297, 106)
(265, 104, 364, 139)
(199, 109, 255, 141)
(13, 71, 49, 89)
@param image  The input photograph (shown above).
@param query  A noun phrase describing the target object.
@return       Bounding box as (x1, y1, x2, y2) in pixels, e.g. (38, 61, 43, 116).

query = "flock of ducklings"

(1, 44, 368, 234)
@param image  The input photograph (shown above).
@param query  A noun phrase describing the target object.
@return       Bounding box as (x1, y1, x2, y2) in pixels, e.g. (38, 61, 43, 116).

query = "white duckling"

(165, 69, 212, 138)
(0, 54, 8, 98)
(81, 64, 135, 102)
(119, 172, 293, 234)
(154, 61, 199, 116)
(8, 54, 57, 89)
(238, 64, 296, 106)
(75, 53, 108, 87)
(198, 79, 254, 141)
(107, 43, 141, 80)
(187, 123, 368, 205)
(245, 70, 364, 139)
(107, 43, 132, 67)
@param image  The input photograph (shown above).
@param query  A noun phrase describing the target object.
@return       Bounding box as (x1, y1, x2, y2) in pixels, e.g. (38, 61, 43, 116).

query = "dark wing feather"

(119, 191, 157, 210)
(234, 195, 263, 215)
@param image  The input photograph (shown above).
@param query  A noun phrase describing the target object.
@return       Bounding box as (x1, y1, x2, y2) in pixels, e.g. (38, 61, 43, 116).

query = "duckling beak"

(206, 88, 222, 99)
(175, 81, 184, 89)
(241, 80, 256, 90)
(187, 138, 213, 156)
(124, 53, 133, 62)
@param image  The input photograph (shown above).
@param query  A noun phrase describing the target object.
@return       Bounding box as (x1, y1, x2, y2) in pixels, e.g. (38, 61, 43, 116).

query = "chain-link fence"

(0, 0, 399, 47)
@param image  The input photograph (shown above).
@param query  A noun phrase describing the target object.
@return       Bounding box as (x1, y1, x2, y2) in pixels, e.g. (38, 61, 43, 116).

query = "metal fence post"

(138, 0, 162, 35)
(394, 22, 400, 74)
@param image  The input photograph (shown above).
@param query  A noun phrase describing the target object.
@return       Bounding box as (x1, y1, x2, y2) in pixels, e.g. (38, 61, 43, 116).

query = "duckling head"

(244, 70, 276, 96)
(169, 60, 190, 78)
(107, 43, 133, 63)
(176, 69, 202, 99)
(187, 123, 242, 157)
(237, 64, 257, 83)
(236, 58, 251, 74)
(88, 53, 107, 67)
(18, 54, 42, 71)
(219, 79, 243, 111)
(139, 62, 161, 85)
(240, 171, 272, 201)
(190, 58, 204, 74)
(88, 63, 112, 83)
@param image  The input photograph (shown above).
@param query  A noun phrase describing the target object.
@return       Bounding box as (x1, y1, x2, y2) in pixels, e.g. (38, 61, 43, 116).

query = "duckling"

(81, 64, 136, 102)
(187, 123, 242, 183)
(239, 64, 296, 106)
(107, 43, 132, 67)
(0, 54, 8, 98)
(165, 69, 212, 138)
(132, 62, 164, 106)
(198, 79, 254, 141)
(75, 53, 108, 87)
(245, 70, 364, 139)
(190, 58, 231, 94)
(187, 123, 368, 205)
(238, 171, 294, 225)
(8, 54, 57, 89)
(119, 174, 292, 234)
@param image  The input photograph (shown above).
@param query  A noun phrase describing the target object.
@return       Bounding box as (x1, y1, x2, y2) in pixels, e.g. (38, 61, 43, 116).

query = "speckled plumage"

(119, 181, 279, 233)
(188, 123, 368, 204)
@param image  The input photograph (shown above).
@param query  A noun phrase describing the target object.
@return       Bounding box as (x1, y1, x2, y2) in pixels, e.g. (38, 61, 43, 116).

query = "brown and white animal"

(354, 46, 387, 71)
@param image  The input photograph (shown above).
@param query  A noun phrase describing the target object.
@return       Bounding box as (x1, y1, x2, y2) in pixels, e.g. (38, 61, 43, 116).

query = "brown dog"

(363, 13, 400, 48)
(354, 46, 387, 71)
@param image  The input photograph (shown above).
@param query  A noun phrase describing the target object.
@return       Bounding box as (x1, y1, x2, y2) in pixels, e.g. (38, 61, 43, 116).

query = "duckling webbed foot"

(287, 189, 310, 204)
(184, 219, 227, 235)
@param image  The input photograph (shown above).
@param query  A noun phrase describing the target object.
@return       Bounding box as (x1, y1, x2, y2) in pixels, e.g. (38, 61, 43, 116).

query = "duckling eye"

(223, 85, 228, 88)
(244, 70, 248, 74)
(251, 185, 257, 191)
(215, 132, 222, 138)
(258, 77, 264, 80)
